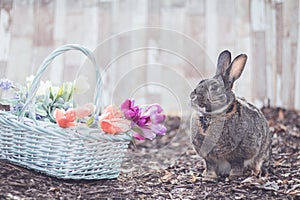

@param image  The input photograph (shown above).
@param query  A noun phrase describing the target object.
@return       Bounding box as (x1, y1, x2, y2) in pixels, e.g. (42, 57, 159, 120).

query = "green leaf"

(62, 82, 74, 102)
(44, 89, 51, 106)
(86, 116, 95, 127)
(132, 126, 144, 136)
(52, 103, 63, 108)
(131, 137, 137, 148)
(56, 85, 63, 100)
(47, 105, 56, 123)
(35, 104, 47, 117)
(49, 87, 54, 100)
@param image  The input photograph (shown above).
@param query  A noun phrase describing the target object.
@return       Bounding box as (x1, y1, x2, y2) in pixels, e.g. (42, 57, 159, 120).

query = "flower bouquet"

(0, 44, 167, 180)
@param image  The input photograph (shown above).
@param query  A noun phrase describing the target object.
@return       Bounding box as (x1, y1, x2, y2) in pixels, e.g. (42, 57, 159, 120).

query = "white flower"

(73, 75, 90, 94)
(36, 80, 52, 96)
(26, 75, 52, 96)
(26, 75, 35, 89)
(50, 86, 60, 97)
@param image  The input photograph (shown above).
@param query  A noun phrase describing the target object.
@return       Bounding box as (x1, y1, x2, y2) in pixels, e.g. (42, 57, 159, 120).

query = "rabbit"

(190, 50, 271, 181)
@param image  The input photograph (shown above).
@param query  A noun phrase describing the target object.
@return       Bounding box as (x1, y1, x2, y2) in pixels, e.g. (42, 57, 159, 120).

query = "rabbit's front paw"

(251, 159, 266, 177)
(202, 169, 217, 182)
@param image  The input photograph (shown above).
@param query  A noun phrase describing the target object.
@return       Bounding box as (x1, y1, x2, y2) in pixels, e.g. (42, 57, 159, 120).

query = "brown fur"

(190, 50, 271, 180)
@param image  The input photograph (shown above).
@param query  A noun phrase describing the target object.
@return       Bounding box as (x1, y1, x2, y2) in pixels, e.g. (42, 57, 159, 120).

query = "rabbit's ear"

(216, 50, 231, 76)
(223, 54, 247, 89)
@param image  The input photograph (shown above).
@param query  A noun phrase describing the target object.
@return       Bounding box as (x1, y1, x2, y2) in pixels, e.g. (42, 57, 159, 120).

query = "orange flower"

(99, 105, 132, 134)
(54, 108, 76, 128)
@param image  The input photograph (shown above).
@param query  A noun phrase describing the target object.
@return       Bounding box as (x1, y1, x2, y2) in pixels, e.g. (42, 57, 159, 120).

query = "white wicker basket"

(0, 44, 132, 180)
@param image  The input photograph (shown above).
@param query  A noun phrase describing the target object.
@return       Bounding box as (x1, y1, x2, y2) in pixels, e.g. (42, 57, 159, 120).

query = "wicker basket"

(0, 44, 132, 180)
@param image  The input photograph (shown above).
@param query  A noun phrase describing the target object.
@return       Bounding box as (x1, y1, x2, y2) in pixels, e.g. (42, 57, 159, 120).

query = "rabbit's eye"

(209, 83, 219, 91)
(196, 84, 204, 90)
(210, 85, 218, 91)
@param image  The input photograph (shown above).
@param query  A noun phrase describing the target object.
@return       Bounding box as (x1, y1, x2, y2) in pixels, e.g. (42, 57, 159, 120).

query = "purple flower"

(139, 124, 167, 140)
(12, 103, 24, 114)
(121, 99, 141, 122)
(36, 114, 44, 120)
(143, 104, 166, 124)
(0, 79, 13, 90)
(94, 115, 99, 123)
(13, 93, 20, 100)
(121, 99, 167, 140)
(136, 105, 167, 140)
(136, 115, 151, 127)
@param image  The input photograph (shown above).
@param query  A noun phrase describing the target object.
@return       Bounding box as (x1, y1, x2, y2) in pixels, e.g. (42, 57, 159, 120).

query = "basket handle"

(19, 44, 102, 121)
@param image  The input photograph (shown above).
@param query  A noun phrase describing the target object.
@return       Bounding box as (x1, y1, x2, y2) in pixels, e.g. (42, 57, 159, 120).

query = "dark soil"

(0, 107, 299, 199)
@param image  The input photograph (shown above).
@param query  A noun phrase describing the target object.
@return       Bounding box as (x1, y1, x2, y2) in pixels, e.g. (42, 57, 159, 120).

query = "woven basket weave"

(0, 44, 132, 180)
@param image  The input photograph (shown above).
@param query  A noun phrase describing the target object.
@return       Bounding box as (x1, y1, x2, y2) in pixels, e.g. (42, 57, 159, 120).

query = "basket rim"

(0, 110, 132, 142)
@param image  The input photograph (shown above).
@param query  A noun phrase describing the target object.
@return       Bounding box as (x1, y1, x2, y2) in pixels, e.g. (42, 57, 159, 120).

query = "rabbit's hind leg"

(229, 160, 244, 178)
(202, 158, 218, 181)
(218, 159, 231, 177)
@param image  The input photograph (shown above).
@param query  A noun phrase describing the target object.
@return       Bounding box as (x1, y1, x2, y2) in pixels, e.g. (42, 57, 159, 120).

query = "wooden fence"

(0, 0, 299, 114)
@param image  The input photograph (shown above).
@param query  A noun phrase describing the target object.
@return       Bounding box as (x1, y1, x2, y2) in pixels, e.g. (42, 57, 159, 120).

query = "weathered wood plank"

(251, 31, 267, 107)
(205, 0, 218, 77)
(63, 0, 84, 81)
(281, 0, 298, 109)
(33, 0, 54, 46)
(5, 1, 34, 83)
(235, 0, 252, 101)
(50, 0, 66, 85)
(264, 1, 277, 107)
(184, 0, 206, 80)
(250, 0, 267, 107)
(0, 4, 12, 62)
(275, 1, 283, 107)
(296, 1, 300, 109)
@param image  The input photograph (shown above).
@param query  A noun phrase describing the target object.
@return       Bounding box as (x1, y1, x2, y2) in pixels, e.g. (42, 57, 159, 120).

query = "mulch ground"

(0, 107, 299, 199)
